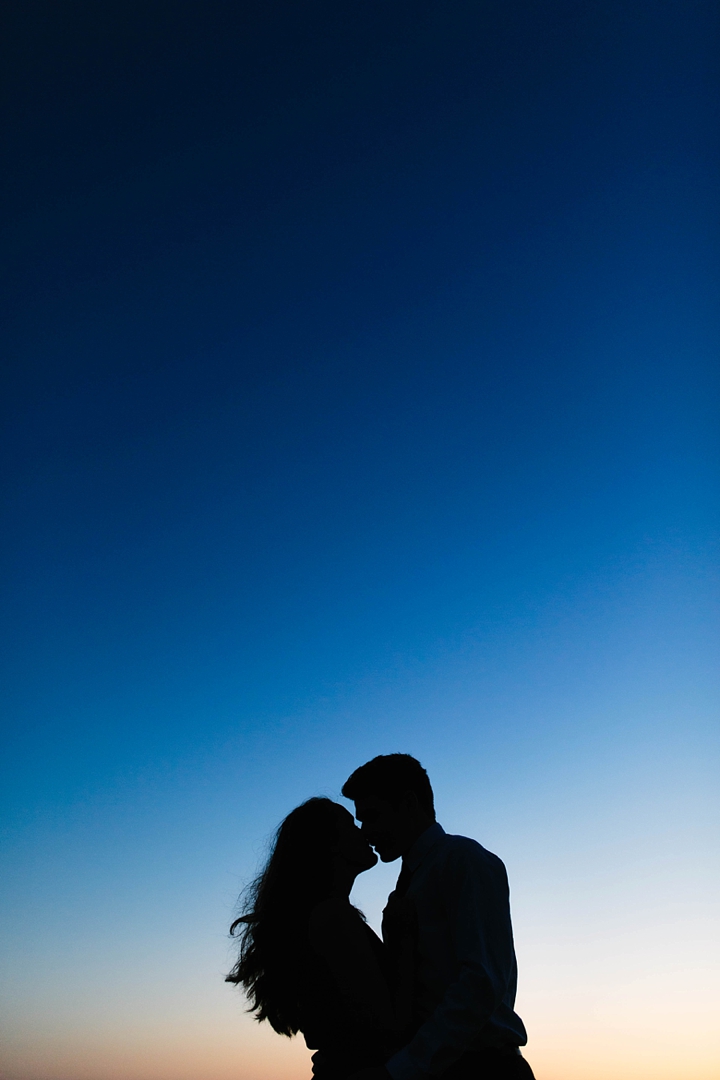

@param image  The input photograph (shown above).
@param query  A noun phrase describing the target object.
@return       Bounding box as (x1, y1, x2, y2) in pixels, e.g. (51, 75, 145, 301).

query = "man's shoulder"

(437, 831, 507, 877)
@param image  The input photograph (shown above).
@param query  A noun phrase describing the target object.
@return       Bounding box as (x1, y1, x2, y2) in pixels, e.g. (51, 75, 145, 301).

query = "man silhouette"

(342, 754, 534, 1080)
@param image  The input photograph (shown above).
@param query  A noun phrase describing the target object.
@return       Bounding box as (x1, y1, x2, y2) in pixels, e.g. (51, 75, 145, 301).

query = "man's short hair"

(342, 753, 436, 819)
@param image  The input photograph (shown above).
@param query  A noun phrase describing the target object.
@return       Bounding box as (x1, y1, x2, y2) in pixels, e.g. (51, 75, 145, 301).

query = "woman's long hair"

(226, 797, 345, 1036)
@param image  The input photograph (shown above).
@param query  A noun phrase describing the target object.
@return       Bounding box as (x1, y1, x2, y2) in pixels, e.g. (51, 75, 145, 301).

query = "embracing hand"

(382, 893, 416, 941)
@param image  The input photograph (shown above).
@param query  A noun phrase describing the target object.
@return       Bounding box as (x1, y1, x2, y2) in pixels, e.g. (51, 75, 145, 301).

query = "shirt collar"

(403, 821, 445, 872)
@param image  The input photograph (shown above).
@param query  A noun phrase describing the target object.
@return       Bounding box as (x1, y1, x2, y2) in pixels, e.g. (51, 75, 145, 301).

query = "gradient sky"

(1, 3, 718, 1080)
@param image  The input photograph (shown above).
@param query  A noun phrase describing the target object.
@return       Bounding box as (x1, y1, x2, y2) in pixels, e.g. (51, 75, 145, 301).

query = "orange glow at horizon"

(4, 1022, 720, 1080)
(4, 961, 720, 1080)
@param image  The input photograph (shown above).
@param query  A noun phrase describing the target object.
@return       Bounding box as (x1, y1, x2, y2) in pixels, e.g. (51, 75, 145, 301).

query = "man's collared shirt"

(384, 822, 527, 1080)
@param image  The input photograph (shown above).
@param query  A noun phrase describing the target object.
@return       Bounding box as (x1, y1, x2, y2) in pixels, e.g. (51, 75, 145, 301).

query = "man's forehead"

(352, 793, 395, 816)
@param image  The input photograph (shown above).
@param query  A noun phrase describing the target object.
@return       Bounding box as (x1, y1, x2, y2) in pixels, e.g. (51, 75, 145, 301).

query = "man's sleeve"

(385, 846, 515, 1080)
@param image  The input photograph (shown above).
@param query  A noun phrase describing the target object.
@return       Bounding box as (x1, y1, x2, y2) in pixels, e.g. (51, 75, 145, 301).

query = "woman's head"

(226, 797, 375, 1035)
(263, 797, 375, 904)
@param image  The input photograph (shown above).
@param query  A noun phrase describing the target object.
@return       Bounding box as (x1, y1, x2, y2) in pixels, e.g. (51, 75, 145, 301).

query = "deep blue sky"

(1, 5, 718, 1079)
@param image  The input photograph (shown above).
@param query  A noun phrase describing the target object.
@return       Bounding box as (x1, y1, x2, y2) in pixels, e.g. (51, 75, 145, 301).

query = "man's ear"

(400, 790, 420, 815)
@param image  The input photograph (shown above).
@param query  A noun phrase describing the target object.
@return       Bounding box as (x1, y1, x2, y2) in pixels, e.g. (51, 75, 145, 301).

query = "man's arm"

(386, 845, 517, 1080)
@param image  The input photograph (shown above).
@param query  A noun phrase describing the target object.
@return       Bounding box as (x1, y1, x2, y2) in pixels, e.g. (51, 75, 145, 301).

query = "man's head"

(342, 753, 436, 862)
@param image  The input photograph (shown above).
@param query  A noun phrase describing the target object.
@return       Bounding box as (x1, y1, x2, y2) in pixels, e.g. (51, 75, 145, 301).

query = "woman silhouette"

(227, 797, 412, 1080)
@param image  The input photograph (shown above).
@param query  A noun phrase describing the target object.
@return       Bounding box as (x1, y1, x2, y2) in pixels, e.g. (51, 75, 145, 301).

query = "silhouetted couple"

(227, 754, 535, 1080)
